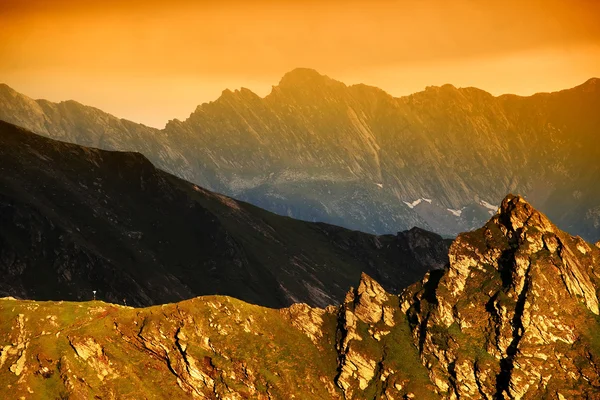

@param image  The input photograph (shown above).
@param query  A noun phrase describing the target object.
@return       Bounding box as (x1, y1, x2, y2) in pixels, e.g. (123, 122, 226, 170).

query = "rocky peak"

(351, 272, 394, 325)
(495, 194, 554, 235)
(0, 83, 17, 95)
(335, 273, 399, 397)
(579, 77, 600, 91)
(403, 194, 600, 398)
(338, 273, 396, 347)
(272, 68, 346, 98)
(485, 195, 599, 314)
(216, 87, 260, 102)
(277, 68, 332, 86)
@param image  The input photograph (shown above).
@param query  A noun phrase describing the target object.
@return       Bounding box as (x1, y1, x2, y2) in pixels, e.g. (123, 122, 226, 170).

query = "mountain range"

(1, 194, 599, 399)
(1, 70, 599, 242)
(1, 75, 600, 398)
(0, 120, 450, 308)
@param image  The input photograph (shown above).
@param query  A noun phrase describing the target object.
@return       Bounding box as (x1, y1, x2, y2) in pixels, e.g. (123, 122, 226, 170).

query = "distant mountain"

(0, 120, 449, 308)
(1, 72, 599, 240)
(1, 195, 599, 399)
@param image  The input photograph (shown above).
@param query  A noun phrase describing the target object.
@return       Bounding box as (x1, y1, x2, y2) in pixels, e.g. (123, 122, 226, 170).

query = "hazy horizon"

(2, 0, 599, 128)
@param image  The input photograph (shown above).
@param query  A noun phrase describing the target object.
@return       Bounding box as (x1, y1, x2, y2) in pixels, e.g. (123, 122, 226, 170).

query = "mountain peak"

(496, 194, 554, 233)
(577, 77, 600, 92)
(357, 272, 387, 300)
(0, 83, 18, 96)
(277, 68, 339, 88)
(403, 194, 600, 398)
(444, 193, 599, 313)
(343, 272, 394, 326)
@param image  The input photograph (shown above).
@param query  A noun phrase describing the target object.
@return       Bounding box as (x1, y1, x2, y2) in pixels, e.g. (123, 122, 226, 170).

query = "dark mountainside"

(1, 71, 599, 241)
(1, 195, 599, 399)
(0, 120, 450, 308)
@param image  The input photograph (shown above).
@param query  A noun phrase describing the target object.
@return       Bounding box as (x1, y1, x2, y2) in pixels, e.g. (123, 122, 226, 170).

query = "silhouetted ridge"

(0, 119, 449, 308)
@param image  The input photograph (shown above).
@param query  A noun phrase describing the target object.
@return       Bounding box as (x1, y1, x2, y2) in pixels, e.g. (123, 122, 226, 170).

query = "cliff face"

(402, 195, 600, 399)
(1, 195, 598, 399)
(0, 120, 449, 308)
(2, 74, 600, 241)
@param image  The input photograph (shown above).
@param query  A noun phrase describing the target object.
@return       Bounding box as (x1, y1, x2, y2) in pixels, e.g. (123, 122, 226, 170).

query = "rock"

(280, 303, 327, 344)
(69, 337, 103, 361)
(334, 273, 402, 397)
(354, 273, 394, 325)
(405, 195, 600, 399)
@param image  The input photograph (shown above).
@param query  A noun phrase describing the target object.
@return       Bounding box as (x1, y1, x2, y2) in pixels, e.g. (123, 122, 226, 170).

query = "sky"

(1, 0, 599, 128)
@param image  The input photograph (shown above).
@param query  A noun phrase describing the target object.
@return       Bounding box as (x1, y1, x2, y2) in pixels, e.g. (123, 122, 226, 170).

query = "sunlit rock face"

(403, 194, 600, 399)
(0, 282, 438, 400)
(2, 74, 600, 241)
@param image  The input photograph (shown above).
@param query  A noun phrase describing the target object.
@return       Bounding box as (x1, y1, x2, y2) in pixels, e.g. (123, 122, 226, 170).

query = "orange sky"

(1, 0, 599, 128)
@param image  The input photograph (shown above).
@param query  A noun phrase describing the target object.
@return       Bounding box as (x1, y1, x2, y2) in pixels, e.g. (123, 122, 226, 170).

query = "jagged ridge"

(402, 194, 600, 399)
(1, 72, 600, 240)
(1, 195, 599, 399)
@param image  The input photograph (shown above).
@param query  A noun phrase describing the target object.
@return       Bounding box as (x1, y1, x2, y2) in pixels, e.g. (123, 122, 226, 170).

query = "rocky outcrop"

(403, 195, 600, 399)
(2, 314, 28, 377)
(68, 336, 117, 382)
(335, 274, 391, 396)
(280, 303, 333, 344)
(334, 273, 438, 399)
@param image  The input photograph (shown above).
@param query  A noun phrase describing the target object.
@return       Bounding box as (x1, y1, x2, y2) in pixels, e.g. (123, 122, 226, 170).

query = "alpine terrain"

(0, 120, 450, 308)
(1, 71, 599, 241)
(0, 195, 599, 399)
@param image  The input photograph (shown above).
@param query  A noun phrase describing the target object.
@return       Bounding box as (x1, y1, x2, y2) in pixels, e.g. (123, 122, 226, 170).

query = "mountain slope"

(0, 120, 449, 308)
(1, 74, 600, 240)
(0, 278, 439, 399)
(1, 195, 599, 399)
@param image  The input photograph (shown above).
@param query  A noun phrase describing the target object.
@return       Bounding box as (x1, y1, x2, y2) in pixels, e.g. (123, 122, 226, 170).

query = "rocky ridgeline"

(1, 195, 599, 399)
(2, 73, 600, 240)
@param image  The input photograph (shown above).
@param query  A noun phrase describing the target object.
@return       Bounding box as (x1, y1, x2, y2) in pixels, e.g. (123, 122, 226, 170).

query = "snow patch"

(403, 199, 423, 209)
(447, 208, 462, 217)
(403, 197, 433, 209)
(480, 200, 498, 212)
